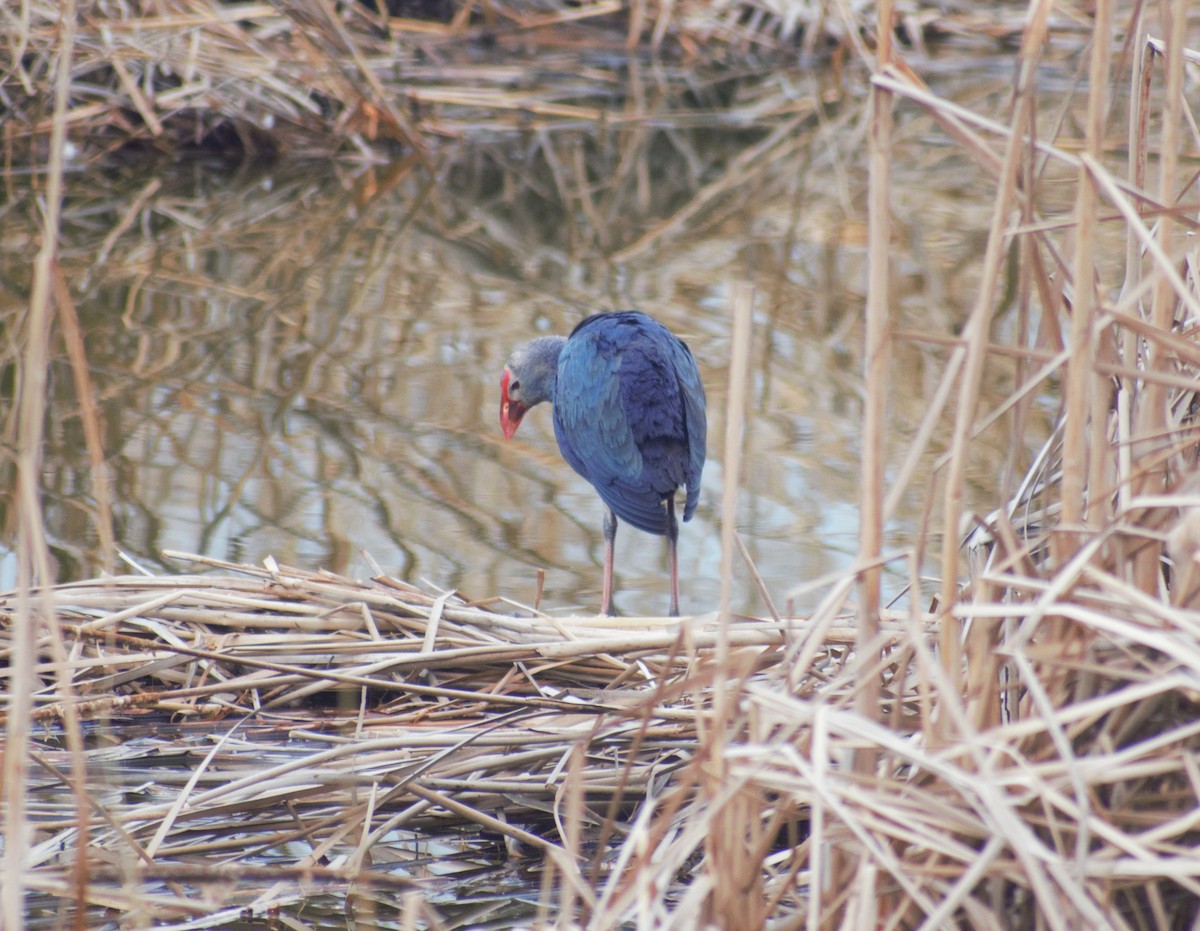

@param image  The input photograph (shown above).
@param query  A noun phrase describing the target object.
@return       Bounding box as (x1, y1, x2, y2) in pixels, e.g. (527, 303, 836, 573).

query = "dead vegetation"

(4, 0, 1200, 929)
(2, 0, 1076, 165)
(9, 553, 806, 925)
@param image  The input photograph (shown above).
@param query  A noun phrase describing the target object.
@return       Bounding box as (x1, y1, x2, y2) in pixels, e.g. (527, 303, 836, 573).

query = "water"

(0, 55, 1066, 618)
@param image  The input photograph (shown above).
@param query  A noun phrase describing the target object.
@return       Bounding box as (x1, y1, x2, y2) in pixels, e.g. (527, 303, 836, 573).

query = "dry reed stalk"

(703, 282, 761, 929)
(935, 0, 1054, 733)
(3, 5, 91, 930)
(1057, 0, 1111, 551)
(830, 0, 895, 922)
(0, 541, 904, 925)
(717, 285, 755, 684)
(1131, 0, 1190, 598)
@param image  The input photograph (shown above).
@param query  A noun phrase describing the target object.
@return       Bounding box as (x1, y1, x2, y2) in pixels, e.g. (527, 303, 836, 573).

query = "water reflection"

(0, 59, 1060, 615)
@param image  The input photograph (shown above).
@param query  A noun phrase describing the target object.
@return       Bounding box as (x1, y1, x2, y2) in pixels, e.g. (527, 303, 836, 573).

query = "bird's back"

(552, 312, 706, 535)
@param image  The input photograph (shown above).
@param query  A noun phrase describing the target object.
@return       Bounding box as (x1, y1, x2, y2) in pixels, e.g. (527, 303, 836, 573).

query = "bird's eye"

(510, 379, 520, 394)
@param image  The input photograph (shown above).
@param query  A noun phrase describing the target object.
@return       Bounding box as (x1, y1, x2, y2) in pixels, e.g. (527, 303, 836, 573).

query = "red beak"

(500, 368, 527, 439)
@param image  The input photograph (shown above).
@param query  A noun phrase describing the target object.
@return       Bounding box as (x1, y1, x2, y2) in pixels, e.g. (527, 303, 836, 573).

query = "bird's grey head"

(500, 335, 566, 439)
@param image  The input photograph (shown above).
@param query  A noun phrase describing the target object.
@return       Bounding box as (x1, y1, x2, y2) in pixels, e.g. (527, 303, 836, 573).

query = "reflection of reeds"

(0, 61, 846, 588)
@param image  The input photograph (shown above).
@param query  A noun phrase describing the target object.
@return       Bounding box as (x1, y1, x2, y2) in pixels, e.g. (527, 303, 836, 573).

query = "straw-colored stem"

(858, 0, 893, 732)
(3, 3, 80, 927)
(706, 282, 759, 929)
(1057, 0, 1110, 544)
(1132, 1, 1188, 596)
(937, 0, 1054, 732)
(843, 0, 894, 919)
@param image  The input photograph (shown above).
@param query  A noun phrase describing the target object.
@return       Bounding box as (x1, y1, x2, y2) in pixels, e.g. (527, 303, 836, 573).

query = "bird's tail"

(597, 482, 673, 535)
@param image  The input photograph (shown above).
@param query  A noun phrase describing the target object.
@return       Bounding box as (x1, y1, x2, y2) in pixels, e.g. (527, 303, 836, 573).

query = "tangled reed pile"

(2, 0, 1045, 162)
(12, 554, 821, 927)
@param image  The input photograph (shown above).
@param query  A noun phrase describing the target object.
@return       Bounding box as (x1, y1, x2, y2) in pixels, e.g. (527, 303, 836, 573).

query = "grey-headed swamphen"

(500, 311, 706, 616)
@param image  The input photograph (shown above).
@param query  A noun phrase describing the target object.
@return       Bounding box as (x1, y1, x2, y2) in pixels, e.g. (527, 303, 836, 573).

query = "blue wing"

(553, 312, 706, 535)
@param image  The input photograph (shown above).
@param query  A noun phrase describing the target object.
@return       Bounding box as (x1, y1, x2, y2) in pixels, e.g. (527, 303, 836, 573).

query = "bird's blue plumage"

(551, 312, 706, 535)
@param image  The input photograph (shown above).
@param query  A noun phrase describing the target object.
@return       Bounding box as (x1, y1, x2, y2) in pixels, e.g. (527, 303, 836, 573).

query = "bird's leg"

(666, 496, 680, 617)
(601, 507, 618, 616)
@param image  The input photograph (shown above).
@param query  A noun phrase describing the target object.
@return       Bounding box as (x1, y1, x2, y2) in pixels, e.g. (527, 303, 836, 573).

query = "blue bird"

(500, 311, 707, 616)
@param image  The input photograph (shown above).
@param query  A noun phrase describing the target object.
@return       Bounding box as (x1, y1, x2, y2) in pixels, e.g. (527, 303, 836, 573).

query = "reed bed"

(5, 552, 863, 926)
(2, 0, 1075, 165)
(652, 3, 1200, 928)
(6, 0, 1200, 929)
(18, 550, 807, 720)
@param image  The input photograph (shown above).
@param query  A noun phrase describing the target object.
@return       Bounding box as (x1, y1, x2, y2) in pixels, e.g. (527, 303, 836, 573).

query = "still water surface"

(0, 52, 1068, 617)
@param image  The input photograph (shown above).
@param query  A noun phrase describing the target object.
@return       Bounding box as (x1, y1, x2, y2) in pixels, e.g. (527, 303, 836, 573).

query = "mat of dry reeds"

(3, 551, 840, 926)
(2, 0, 1067, 166)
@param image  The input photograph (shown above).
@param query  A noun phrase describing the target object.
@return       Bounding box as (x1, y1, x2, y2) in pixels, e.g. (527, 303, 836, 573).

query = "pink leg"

(667, 496, 680, 617)
(601, 507, 617, 616)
